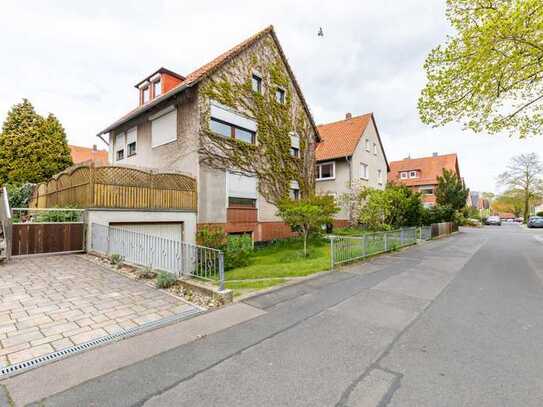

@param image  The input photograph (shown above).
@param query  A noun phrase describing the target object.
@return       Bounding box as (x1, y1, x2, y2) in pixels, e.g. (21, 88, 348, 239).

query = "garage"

(110, 222, 184, 242)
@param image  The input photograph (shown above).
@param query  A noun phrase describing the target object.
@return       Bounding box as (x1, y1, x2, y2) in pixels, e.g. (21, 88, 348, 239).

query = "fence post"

(218, 251, 225, 291)
(330, 237, 335, 271)
(363, 234, 368, 258)
(106, 225, 111, 255)
(400, 229, 404, 246)
(384, 232, 388, 252)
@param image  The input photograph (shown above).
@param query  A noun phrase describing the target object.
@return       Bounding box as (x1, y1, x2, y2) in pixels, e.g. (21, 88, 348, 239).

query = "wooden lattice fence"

(30, 165, 197, 211)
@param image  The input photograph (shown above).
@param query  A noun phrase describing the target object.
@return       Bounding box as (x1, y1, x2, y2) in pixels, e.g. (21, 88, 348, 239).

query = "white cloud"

(1, 0, 542, 193)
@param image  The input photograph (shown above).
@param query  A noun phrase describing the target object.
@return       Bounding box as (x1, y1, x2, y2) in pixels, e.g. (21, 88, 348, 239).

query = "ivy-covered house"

(96, 26, 319, 242)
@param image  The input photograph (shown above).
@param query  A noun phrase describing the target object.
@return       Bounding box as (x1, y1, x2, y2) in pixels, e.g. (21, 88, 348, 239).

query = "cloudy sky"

(2, 0, 542, 193)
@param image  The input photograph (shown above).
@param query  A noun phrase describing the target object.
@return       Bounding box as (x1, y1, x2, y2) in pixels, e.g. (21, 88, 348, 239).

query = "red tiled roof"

(316, 114, 372, 161)
(388, 153, 459, 187)
(98, 26, 318, 139)
(69, 145, 108, 165)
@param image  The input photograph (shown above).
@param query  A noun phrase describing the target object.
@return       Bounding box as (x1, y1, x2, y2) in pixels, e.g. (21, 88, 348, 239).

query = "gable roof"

(388, 153, 460, 187)
(97, 25, 319, 140)
(69, 145, 108, 165)
(315, 113, 389, 169)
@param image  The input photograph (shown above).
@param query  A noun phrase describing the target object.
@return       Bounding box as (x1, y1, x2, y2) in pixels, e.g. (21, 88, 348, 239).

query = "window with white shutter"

(227, 172, 257, 199)
(151, 108, 177, 148)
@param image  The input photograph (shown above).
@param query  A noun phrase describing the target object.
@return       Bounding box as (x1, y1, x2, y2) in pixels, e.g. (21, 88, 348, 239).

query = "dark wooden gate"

(11, 223, 84, 256)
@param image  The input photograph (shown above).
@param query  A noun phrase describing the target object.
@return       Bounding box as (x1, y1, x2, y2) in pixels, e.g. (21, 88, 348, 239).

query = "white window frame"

(316, 161, 335, 181)
(251, 72, 262, 94)
(365, 138, 370, 152)
(378, 169, 383, 184)
(150, 106, 177, 148)
(275, 86, 286, 104)
(409, 170, 418, 179)
(360, 163, 369, 180)
(400, 171, 408, 179)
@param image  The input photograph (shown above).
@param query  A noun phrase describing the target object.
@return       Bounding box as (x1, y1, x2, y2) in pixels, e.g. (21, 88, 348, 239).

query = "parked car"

(528, 216, 543, 228)
(485, 215, 502, 226)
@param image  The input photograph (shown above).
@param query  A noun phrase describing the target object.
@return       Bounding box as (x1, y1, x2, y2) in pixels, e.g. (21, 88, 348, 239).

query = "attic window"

(152, 80, 161, 98)
(275, 87, 285, 104)
(252, 74, 262, 94)
(409, 171, 418, 179)
(400, 172, 408, 179)
(142, 86, 150, 104)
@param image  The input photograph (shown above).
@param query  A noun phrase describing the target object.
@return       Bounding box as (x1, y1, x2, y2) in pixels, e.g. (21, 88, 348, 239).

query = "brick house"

(388, 153, 461, 207)
(96, 26, 319, 242)
(315, 113, 389, 225)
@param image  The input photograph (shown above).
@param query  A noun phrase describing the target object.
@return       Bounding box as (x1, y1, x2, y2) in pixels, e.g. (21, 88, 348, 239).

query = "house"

(315, 113, 389, 225)
(388, 153, 461, 207)
(96, 26, 319, 242)
(69, 144, 108, 165)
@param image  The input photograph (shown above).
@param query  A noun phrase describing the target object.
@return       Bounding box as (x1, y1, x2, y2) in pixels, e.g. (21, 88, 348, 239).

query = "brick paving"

(0, 255, 196, 366)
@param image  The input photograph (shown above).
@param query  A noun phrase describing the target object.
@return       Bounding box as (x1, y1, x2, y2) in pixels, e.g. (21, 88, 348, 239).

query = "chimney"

(92, 144, 97, 151)
(432, 152, 438, 157)
(345, 112, 352, 120)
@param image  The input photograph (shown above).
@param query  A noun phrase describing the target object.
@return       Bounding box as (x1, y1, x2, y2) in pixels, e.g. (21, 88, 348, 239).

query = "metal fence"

(330, 227, 420, 269)
(90, 223, 225, 290)
(419, 225, 432, 241)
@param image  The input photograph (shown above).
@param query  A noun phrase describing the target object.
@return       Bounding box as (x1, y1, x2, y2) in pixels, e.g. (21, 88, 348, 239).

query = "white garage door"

(111, 223, 184, 242)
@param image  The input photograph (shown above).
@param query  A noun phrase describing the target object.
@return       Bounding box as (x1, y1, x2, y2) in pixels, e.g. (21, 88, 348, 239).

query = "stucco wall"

(315, 158, 351, 220)
(86, 209, 198, 246)
(199, 165, 227, 223)
(351, 119, 388, 191)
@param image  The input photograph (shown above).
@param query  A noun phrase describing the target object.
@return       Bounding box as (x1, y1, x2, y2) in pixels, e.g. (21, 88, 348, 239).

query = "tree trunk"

(524, 188, 530, 223)
(303, 229, 308, 257)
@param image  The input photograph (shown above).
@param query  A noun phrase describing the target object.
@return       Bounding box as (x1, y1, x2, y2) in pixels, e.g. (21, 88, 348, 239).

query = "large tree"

(498, 153, 543, 221)
(492, 189, 526, 217)
(435, 168, 469, 211)
(0, 99, 72, 184)
(419, 0, 543, 137)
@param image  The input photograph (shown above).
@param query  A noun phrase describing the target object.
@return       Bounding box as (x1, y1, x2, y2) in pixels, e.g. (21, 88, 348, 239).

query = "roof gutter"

(95, 81, 193, 137)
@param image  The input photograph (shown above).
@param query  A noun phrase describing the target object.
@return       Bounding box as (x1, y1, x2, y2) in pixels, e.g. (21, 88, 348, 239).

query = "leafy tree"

(498, 153, 543, 221)
(435, 169, 469, 211)
(356, 184, 424, 231)
(492, 189, 526, 217)
(277, 195, 339, 257)
(0, 99, 73, 185)
(5, 183, 34, 208)
(419, 0, 543, 137)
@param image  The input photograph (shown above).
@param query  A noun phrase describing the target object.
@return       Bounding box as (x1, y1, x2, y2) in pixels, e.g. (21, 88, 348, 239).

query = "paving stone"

(41, 321, 79, 336)
(51, 337, 74, 351)
(7, 343, 54, 364)
(30, 334, 63, 347)
(70, 328, 108, 345)
(2, 330, 43, 348)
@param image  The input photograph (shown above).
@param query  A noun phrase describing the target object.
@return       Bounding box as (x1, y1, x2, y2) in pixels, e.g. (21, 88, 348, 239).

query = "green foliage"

(196, 227, 227, 250)
(199, 42, 315, 204)
(498, 153, 543, 222)
(492, 189, 526, 217)
(421, 205, 455, 224)
(0, 99, 73, 185)
(224, 234, 253, 270)
(5, 183, 34, 208)
(537, 211, 543, 217)
(33, 208, 81, 223)
(110, 253, 124, 268)
(277, 195, 339, 256)
(419, 0, 543, 137)
(435, 169, 469, 211)
(156, 271, 176, 289)
(356, 184, 424, 231)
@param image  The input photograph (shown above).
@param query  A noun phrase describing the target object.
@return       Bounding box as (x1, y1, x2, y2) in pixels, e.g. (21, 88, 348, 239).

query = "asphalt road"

(30, 225, 543, 406)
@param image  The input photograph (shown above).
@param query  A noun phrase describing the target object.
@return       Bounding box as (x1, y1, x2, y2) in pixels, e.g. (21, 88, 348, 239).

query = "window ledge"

(316, 177, 335, 181)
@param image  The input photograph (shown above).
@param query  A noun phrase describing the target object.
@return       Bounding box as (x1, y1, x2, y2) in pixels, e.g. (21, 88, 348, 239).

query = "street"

(10, 225, 543, 406)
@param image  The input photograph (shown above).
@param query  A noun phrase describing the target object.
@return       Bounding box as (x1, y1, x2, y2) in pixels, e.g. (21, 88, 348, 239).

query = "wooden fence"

(29, 165, 197, 211)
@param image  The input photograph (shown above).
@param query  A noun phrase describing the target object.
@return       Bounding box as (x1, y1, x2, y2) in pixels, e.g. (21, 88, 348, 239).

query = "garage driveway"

(0, 255, 199, 367)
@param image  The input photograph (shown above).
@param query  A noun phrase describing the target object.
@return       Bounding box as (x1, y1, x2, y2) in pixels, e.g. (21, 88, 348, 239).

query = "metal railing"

(90, 223, 225, 290)
(11, 208, 85, 224)
(330, 227, 420, 269)
(419, 225, 432, 241)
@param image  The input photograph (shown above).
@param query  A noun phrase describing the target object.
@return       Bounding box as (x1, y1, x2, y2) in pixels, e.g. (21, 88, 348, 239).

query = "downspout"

(345, 155, 353, 225)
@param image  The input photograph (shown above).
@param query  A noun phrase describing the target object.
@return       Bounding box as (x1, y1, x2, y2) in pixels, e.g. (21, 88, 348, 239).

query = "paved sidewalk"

(0, 255, 195, 366)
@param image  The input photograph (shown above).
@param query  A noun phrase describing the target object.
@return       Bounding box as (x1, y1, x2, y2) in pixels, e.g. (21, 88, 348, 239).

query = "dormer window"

(152, 80, 161, 98)
(142, 86, 150, 104)
(409, 171, 418, 179)
(400, 171, 408, 179)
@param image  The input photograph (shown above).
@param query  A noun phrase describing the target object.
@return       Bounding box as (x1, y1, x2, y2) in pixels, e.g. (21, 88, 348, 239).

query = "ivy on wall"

(198, 36, 316, 205)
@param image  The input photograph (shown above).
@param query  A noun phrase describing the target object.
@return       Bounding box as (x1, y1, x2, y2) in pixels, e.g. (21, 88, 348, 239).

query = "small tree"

(435, 169, 469, 211)
(498, 153, 543, 222)
(277, 195, 339, 257)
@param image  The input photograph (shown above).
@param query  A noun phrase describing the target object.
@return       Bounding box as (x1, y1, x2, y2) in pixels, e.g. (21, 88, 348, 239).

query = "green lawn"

(222, 237, 331, 296)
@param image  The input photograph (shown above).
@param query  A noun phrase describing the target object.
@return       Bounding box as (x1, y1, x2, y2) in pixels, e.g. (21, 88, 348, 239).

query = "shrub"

(537, 211, 543, 217)
(110, 253, 124, 268)
(5, 183, 34, 208)
(197, 227, 227, 250)
(224, 234, 253, 270)
(156, 271, 176, 288)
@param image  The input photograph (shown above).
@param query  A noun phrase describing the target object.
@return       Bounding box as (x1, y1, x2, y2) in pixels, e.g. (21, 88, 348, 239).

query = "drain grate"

(0, 306, 203, 378)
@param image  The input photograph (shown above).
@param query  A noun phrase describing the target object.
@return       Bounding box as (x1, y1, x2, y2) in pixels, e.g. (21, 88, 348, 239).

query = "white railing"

(0, 187, 11, 261)
(90, 223, 225, 290)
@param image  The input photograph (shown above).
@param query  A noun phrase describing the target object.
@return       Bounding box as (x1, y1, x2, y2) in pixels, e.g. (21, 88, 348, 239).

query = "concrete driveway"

(0, 255, 198, 367)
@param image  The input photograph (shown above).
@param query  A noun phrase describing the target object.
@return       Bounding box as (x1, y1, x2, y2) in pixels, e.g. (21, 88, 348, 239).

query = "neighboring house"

(69, 144, 108, 165)
(388, 153, 462, 207)
(96, 26, 318, 242)
(315, 113, 389, 225)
